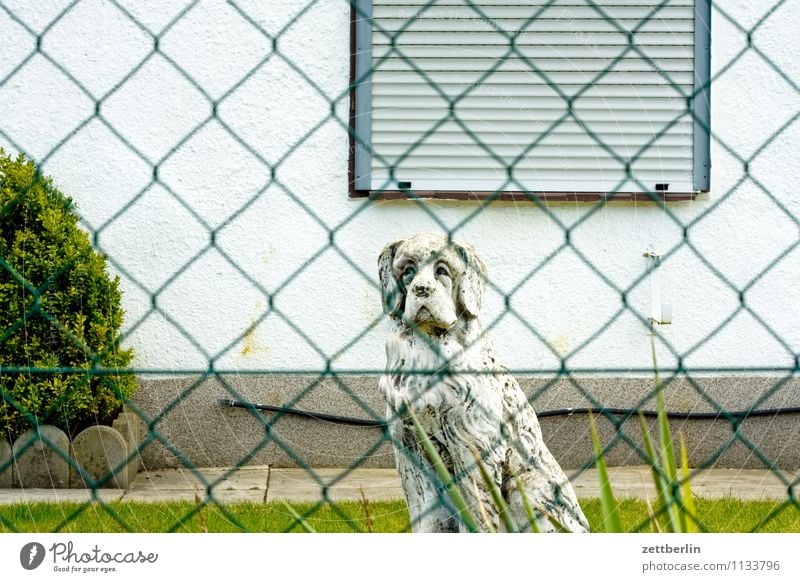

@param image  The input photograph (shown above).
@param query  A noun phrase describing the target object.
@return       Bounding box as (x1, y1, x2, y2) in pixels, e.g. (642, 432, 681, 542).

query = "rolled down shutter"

(361, 0, 703, 195)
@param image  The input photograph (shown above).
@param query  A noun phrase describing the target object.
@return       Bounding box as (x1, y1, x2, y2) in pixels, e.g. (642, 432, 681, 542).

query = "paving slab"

(122, 466, 269, 503)
(571, 466, 797, 501)
(0, 488, 124, 505)
(265, 466, 798, 504)
(266, 468, 404, 502)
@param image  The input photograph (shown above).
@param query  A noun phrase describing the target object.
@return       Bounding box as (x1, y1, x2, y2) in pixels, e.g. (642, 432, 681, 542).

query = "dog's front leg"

(382, 375, 455, 531)
(393, 424, 463, 533)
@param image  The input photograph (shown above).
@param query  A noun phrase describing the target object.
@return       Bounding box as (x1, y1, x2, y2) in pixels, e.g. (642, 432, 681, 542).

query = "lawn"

(1, 498, 799, 533)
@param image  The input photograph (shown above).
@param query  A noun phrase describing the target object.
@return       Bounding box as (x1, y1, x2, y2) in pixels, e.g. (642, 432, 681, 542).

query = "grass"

(0, 497, 798, 533)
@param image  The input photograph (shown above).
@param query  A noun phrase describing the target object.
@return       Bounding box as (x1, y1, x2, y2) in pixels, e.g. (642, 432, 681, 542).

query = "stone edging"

(0, 411, 144, 489)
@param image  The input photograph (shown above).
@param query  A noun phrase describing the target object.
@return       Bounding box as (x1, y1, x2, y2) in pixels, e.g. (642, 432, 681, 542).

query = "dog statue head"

(378, 233, 487, 335)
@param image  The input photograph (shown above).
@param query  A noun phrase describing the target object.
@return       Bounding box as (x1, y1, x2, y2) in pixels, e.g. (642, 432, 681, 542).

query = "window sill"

(349, 190, 699, 203)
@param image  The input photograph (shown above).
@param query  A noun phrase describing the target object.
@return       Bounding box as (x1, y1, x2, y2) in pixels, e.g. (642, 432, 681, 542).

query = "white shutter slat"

(374, 6, 692, 20)
(372, 71, 694, 87)
(373, 130, 692, 148)
(374, 157, 690, 171)
(373, 83, 693, 98)
(375, 19, 693, 34)
(374, 86, 692, 108)
(374, 44, 693, 60)
(372, 145, 692, 162)
(373, 96, 690, 113)
(373, 31, 694, 46)
(370, 0, 697, 193)
(373, 57, 694, 73)
(372, 119, 693, 138)
(372, 105, 688, 122)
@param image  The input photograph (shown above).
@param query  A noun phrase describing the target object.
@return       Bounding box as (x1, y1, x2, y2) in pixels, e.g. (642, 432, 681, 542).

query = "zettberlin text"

(642, 544, 701, 554)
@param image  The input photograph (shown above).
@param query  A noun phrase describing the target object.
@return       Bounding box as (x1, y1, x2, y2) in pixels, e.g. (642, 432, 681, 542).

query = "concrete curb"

(69, 425, 130, 489)
(1, 465, 795, 505)
(0, 440, 11, 488)
(11, 426, 70, 489)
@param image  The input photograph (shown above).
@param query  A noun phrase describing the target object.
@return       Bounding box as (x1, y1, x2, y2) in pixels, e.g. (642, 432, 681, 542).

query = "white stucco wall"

(1, 0, 798, 376)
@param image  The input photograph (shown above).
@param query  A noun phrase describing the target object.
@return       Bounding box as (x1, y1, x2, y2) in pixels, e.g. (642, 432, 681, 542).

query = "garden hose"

(218, 398, 800, 427)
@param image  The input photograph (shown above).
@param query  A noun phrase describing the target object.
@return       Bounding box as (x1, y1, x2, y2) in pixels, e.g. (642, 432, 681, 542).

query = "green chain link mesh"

(0, 0, 798, 533)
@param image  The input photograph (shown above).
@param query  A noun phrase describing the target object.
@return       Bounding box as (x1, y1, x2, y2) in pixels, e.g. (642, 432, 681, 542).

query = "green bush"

(0, 150, 135, 441)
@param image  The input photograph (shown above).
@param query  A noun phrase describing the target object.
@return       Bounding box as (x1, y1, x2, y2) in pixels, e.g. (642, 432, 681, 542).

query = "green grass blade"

(639, 411, 676, 533)
(589, 413, 623, 533)
(651, 334, 682, 532)
(657, 386, 680, 517)
(469, 477, 496, 533)
(281, 501, 317, 533)
(643, 494, 663, 533)
(680, 432, 699, 533)
(512, 472, 541, 533)
(469, 444, 519, 532)
(651, 338, 678, 483)
(405, 402, 480, 532)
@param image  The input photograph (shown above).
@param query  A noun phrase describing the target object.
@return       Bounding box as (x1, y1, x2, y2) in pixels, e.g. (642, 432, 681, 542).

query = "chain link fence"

(0, 0, 799, 533)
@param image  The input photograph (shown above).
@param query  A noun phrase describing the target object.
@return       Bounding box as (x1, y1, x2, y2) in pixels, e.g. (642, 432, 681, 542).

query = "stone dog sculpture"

(378, 232, 589, 532)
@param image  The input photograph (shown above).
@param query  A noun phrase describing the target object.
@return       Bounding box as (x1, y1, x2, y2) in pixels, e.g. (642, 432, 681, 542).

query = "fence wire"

(0, 0, 799, 533)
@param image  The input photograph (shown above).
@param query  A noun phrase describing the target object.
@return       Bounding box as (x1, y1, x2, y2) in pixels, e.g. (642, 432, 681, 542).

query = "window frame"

(348, 0, 711, 202)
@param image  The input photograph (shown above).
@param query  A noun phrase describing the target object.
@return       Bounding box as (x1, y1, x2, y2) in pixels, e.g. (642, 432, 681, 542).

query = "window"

(349, 0, 710, 201)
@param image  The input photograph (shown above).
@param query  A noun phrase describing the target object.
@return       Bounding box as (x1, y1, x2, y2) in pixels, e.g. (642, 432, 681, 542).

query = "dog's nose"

(412, 282, 433, 298)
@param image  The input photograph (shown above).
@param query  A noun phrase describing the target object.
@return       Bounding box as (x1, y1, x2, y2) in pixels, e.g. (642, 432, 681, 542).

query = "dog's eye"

(402, 264, 416, 280)
(435, 265, 450, 278)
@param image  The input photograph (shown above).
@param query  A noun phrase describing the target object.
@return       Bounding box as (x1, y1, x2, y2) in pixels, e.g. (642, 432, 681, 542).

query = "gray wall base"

(131, 375, 800, 471)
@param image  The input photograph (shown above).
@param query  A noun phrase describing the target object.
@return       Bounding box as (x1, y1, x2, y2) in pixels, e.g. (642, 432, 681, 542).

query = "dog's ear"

(378, 239, 405, 318)
(455, 241, 487, 319)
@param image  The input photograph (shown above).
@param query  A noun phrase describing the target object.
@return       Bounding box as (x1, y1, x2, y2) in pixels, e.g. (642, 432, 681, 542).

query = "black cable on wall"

(219, 398, 800, 428)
